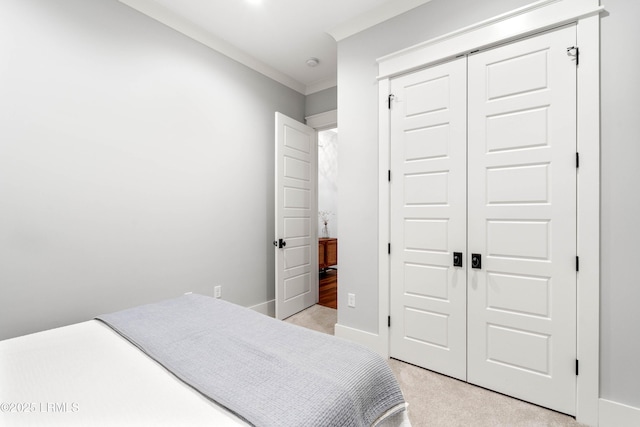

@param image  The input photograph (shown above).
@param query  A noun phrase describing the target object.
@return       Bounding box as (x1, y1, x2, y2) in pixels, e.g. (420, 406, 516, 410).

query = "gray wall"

(600, 0, 640, 409)
(336, 0, 640, 409)
(336, 0, 533, 333)
(0, 0, 304, 340)
(305, 86, 337, 117)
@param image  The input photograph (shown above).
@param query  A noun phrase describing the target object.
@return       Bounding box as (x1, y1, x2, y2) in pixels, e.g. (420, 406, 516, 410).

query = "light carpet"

(285, 305, 585, 427)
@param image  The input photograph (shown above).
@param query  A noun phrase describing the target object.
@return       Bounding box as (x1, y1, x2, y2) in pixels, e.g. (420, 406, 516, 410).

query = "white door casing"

(466, 25, 577, 415)
(389, 58, 468, 381)
(377, 2, 601, 424)
(388, 25, 577, 415)
(275, 112, 318, 320)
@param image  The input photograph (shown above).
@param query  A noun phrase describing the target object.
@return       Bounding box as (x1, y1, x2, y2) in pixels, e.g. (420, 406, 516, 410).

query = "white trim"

(305, 110, 337, 130)
(378, 78, 391, 359)
(249, 300, 275, 317)
(305, 77, 338, 96)
(334, 324, 387, 357)
(327, 0, 434, 42)
(599, 399, 640, 427)
(576, 13, 601, 426)
(377, 0, 603, 79)
(376, 1, 601, 425)
(118, 0, 306, 94)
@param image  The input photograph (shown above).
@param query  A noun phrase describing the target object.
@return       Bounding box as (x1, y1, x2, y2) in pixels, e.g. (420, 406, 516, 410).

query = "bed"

(0, 294, 409, 426)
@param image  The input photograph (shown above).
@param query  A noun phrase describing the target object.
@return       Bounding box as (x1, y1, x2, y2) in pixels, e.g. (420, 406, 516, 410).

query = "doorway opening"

(318, 127, 338, 309)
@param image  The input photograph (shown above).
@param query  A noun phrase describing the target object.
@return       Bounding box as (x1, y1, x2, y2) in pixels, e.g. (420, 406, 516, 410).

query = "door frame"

(306, 109, 338, 309)
(377, 1, 602, 425)
(306, 109, 337, 131)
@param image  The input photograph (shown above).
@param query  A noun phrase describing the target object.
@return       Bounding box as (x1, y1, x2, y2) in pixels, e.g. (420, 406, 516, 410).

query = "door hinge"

(388, 243, 391, 255)
(388, 170, 391, 182)
(567, 46, 579, 66)
(576, 256, 579, 272)
(576, 152, 580, 168)
(575, 359, 579, 376)
(388, 94, 395, 109)
(388, 316, 391, 327)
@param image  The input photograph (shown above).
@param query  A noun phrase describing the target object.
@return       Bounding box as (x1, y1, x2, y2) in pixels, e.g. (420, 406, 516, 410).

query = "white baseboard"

(599, 398, 640, 427)
(248, 300, 275, 317)
(334, 323, 387, 357)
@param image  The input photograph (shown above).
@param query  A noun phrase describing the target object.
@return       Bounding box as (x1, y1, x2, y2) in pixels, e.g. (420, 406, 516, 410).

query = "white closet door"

(389, 58, 467, 380)
(466, 26, 577, 414)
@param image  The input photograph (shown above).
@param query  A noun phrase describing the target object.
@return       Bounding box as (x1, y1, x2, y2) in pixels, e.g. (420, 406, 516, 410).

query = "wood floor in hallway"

(318, 269, 337, 309)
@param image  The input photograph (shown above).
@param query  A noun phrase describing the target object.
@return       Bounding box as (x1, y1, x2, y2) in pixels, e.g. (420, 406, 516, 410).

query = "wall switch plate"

(347, 293, 356, 308)
(214, 286, 222, 298)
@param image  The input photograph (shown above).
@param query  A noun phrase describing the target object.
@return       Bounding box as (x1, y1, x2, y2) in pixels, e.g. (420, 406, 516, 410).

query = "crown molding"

(118, 0, 306, 94)
(305, 76, 338, 95)
(119, 0, 431, 95)
(327, 0, 433, 41)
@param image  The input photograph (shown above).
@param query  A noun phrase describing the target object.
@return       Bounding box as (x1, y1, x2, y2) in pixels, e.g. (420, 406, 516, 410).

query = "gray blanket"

(97, 294, 406, 426)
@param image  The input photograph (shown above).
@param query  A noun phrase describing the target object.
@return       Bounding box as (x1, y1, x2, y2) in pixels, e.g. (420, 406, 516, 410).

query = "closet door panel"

(389, 58, 467, 381)
(467, 26, 577, 415)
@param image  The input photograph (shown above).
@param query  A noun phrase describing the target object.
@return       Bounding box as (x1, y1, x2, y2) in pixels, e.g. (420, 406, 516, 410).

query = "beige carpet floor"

(285, 305, 584, 427)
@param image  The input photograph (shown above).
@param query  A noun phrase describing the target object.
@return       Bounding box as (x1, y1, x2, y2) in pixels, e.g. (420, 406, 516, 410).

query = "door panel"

(389, 58, 468, 381)
(467, 26, 577, 415)
(275, 112, 317, 320)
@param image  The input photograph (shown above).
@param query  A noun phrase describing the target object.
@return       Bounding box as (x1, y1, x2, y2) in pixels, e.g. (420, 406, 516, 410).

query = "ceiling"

(118, 0, 432, 94)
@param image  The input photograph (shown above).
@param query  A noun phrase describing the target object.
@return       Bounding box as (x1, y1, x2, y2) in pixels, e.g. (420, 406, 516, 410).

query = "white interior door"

(389, 58, 468, 381)
(467, 26, 577, 415)
(275, 112, 318, 320)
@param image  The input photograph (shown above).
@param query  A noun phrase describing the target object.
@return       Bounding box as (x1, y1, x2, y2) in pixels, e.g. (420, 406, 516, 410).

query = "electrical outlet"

(347, 293, 356, 308)
(214, 286, 222, 298)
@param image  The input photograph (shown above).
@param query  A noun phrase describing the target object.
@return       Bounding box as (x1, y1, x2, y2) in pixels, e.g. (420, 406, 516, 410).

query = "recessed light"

(246, 0, 263, 5)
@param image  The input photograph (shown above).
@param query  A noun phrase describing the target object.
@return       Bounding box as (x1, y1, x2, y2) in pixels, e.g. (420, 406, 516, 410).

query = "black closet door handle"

(471, 253, 482, 269)
(453, 252, 463, 267)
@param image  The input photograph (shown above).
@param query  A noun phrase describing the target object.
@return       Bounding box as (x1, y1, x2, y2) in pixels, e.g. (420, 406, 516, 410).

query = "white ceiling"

(118, 0, 432, 94)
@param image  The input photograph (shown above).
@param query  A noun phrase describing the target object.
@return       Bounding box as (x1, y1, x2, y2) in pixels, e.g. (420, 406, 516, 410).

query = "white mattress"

(0, 320, 247, 426)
